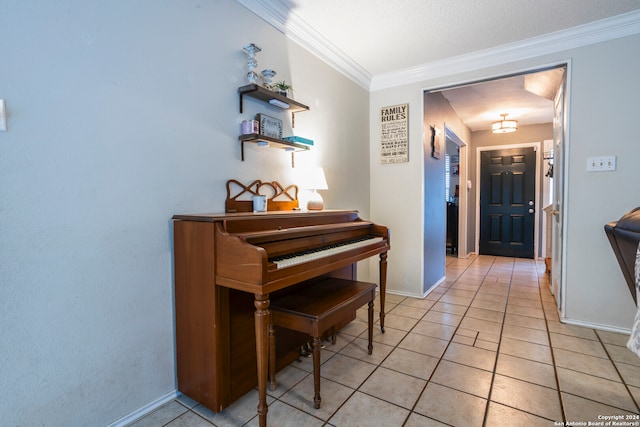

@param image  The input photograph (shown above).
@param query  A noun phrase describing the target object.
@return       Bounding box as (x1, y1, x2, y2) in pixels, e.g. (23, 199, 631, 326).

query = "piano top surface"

(173, 209, 389, 294)
(172, 209, 360, 222)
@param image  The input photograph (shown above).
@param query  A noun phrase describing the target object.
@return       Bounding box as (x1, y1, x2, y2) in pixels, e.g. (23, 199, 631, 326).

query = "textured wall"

(0, 1, 370, 425)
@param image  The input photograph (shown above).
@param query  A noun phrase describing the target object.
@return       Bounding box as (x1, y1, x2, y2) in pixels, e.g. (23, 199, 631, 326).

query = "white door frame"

(552, 66, 570, 319)
(445, 125, 468, 257)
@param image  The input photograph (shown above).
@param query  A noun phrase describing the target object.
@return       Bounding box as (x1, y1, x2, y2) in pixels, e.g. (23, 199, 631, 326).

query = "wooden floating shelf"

(238, 84, 309, 114)
(239, 134, 310, 151)
(239, 134, 311, 167)
(237, 84, 311, 166)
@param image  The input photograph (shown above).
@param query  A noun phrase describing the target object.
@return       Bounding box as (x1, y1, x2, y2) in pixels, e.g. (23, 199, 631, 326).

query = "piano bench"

(268, 277, 376, 409)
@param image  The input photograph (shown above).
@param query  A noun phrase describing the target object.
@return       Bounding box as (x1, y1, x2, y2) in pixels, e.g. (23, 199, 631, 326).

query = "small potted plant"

(273, 81, 292, 97)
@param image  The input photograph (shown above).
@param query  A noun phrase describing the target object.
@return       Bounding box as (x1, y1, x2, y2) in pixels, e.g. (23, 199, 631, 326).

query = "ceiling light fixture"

(492, 113, 518, 134)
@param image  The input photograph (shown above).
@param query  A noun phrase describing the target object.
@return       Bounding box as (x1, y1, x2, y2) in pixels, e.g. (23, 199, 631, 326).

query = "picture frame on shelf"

(257, 113, 283, 139)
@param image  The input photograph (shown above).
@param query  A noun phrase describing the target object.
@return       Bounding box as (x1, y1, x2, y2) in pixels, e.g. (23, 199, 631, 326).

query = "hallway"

(131, 255, 640, 426)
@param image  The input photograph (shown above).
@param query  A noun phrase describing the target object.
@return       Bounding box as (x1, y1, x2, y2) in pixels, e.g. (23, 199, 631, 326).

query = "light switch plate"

(587, 156, 616, 171)
(0, 99, 6, 132)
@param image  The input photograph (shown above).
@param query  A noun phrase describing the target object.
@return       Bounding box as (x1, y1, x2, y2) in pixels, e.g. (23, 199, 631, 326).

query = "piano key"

(269, 236, 376, 263)
(271, 236, 384, 268)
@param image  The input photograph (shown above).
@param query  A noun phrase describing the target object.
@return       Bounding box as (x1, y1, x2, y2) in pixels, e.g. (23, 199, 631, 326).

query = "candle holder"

(242, 43, 262, 84)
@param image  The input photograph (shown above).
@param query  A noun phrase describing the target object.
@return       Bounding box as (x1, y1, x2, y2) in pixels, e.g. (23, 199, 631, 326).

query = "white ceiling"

(238, 0, 640, 131)
(438, 69, 564, 131)
(273, 0, 640, 75)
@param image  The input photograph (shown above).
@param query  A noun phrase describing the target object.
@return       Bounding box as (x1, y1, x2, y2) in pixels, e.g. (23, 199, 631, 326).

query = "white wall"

(369, 86, 426, 295)
(369, 88, 473, 297)
(562, 35, 639, 329)
(0, 1, 370, 425)
(370, 34, 640, 330)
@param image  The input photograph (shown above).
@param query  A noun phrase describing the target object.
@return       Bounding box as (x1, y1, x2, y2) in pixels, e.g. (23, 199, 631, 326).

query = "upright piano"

(173, 210, 390, 426)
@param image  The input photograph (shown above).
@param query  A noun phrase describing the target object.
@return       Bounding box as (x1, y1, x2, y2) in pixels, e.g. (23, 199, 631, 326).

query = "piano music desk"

(173, 210, 390, 427)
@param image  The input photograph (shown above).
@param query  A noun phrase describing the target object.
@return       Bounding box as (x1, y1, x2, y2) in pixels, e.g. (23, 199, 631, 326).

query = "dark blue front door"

(479, 147, 536, 258)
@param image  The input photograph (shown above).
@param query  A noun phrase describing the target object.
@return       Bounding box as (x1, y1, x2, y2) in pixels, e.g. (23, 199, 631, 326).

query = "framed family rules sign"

(380, 103, 408, 164)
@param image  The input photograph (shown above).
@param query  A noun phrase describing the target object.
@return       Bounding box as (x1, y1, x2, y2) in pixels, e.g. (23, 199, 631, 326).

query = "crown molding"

(371, 9, 640, 91)
(236, 1, 640, 92)
(236, 0, 372, 89)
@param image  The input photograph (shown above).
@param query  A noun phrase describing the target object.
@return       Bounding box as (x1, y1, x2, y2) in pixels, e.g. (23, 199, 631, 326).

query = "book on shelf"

(282, 136, 314, 146)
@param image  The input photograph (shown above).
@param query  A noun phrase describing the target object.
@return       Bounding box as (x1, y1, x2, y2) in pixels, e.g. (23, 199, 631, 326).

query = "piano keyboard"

(270, 236, 384, 269)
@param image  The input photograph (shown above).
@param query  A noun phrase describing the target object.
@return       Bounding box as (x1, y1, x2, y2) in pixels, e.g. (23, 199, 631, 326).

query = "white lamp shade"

(295, 167, 328, 210)
(298, 167, 328, 190)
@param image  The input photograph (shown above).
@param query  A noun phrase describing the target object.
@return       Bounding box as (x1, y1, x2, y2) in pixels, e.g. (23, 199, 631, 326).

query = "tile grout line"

(540, 262, 567, 426)
(479, 258, 563, 424)
(480, 256, 514, 427)
(399, 255, 499, 426)
(593, 331, 640, 414)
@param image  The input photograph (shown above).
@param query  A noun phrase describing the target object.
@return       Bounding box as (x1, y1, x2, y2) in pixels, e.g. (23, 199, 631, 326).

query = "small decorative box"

(241, 120, 259, 135)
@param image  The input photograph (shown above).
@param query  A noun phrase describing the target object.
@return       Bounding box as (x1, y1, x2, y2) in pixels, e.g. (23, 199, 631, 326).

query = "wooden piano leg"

(254, 293, 270, 427)
(379, 252, 388, 333)
(368, 300, 374, 354)
(269, 324, 276, 391)
(311, 336, 322, 409)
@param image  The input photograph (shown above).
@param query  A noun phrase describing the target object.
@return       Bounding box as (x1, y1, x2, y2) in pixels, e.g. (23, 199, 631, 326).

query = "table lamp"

(299, 167, 328, 210)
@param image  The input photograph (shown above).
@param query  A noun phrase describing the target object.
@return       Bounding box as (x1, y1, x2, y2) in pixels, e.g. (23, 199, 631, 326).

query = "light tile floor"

(130, 255, 640, 426)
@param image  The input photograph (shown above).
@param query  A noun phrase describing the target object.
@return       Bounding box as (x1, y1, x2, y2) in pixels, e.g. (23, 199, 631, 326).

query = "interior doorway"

(425, 64, 568, 298)
(444, 126, 467, 258)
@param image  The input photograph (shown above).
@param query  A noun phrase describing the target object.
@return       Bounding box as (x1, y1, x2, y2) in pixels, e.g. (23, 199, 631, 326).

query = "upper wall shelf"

(237, 84, 311, 166)
(238, 84, 309, 115)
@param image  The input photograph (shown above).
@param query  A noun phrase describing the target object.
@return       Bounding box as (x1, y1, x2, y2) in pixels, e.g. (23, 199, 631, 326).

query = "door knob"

(551, 209, 560, 216)
(529, 208, 535, 214)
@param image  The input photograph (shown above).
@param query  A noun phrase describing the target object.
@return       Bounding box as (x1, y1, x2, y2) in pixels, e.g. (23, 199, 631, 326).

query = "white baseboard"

(386, 276, 447, 299)
(385, 289, 423, 298)
(107, 390, 179, 427)
(560, 317, 632, 335)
